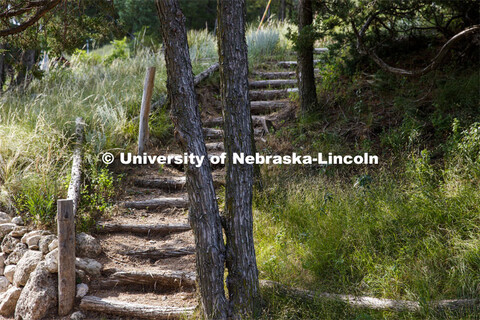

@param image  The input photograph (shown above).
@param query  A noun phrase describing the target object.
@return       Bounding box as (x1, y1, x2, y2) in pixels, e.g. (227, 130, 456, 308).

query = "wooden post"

(57, 199, 75, 316)
(137, 67, 156, 155)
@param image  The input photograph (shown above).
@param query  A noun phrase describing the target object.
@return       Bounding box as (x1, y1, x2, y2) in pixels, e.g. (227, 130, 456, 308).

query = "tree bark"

(217, 0, 261, 318)
(155, 1, 228, 319)
(280, 0, 286, 21)
(297, 0, 317, 115)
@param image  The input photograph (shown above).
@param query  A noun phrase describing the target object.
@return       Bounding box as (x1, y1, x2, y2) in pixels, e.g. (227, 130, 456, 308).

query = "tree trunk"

(297, 0, 317, 115)
(217, 0, 261, 318)
(15, 49, 36, 86)
(0, 43, 5, 92)
(280, 0, 286, 21)
(155, 1, 228, 319)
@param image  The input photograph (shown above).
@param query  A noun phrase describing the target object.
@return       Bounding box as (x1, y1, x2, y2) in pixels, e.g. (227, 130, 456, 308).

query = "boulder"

(4, 265, 15, 283)
(76, 283, 89, 298)
(0, 212, 11, 224)
(75, 257, 102, 277)
(14, 262, 57, 320)
(38, 235, 56, 254)
(0, 224, 16, 240)
(44, 249, 58, 273)
(10, 227, 28, 238)
(13, 250, 43, 287)
(75, 232, 102, 258)
(48, 239, 58, 252)
(11, 216, 24, 226)
(0, 286, 21, 317)
(21, 230, 48, 245)
(5, 243, 27, 265)
(0, 276, 8, 292)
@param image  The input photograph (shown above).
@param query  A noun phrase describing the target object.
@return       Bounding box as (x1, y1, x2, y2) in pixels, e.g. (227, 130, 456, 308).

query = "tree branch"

(354, 18, 480, 76)
(0, 0, 62, 37)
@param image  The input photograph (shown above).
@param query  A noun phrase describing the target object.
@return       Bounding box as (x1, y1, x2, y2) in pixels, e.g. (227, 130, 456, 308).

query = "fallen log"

(249, 79, 297, 88)
(251, 71, 296, 79)
(122, 247, 195, 259)
(194, 62, 219, 86)
(123, 197, 188, 210)
(205, 141, 224, 152)
(260, 280, 479, 312)
(80, 296, 195, 319)
(96, 223, 191, 235)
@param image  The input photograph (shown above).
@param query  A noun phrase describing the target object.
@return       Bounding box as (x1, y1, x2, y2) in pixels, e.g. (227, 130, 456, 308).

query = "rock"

(11, 216, 24, 226)
(44, 249, 58, 273)
(75, 257, 102, 277)
(26, 234, 41, 250)
(0, 286, 21, 316)
(13, 250, 43, 286)
(0, 276, 8, 292)
(10, 227, 28, 238)
(4, 265, 15, 283)
(76, 269, 86, 282)
(14, 262, 57, 320)
(0, 252, 4, 269)
(76, 283, 89, 298)
(2, 234, 19, 254)
(70, 311, 85, 320)
(21, 230, 48, 244)
(0, 224, 16, 240)
(75, 232, 102, 258)
(5, 243, 27, 265)
(48, 239, 58, 252)
(38, 235, 56, 254)
(0, 212, 11, 224)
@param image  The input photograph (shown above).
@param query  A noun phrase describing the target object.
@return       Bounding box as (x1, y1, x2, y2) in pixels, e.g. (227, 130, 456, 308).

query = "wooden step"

(251, 100, 290, 114)
(134, 172, 225, 189)
(203, 127, 223, 139)
(93, 270, 196, 290)
(249, 79, 297, 88)
(122, 247, 195, 259)
(123, 197, 188, 210)
(96, 223, 191, 235)
(80, 296, 195, 319)
(205, 141, 224, 152)
(278, 60, 321, 68)
(314, 47, 329, 54)
(204, 115, 270, 128)
(252, 71, 296, 79)
(250, 88, 298, 100)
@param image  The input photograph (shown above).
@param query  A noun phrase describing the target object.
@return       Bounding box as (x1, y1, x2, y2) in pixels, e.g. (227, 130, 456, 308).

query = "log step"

(250, 88, 298, 100)
(96, 223, 191, 235)
(122, 247, 195, 259)
(251, 100, 290, 114)
(94, 270, 196, 290)
(314, 47, 329, 54)
(205, 141, 224, 152)
(249, 79, 297, 88)
(204, 115, 270, 128)
(134, 172, 225, 189)
(278, 60, 321, 68)
(203, 127, 223, 139)
(80, 296, 195, 319)
(123, 197, 188, 210)
(251, 71, 296, 79)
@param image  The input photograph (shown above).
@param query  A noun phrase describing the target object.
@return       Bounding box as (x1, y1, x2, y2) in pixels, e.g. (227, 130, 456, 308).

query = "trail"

(79, 55, 317, 319)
